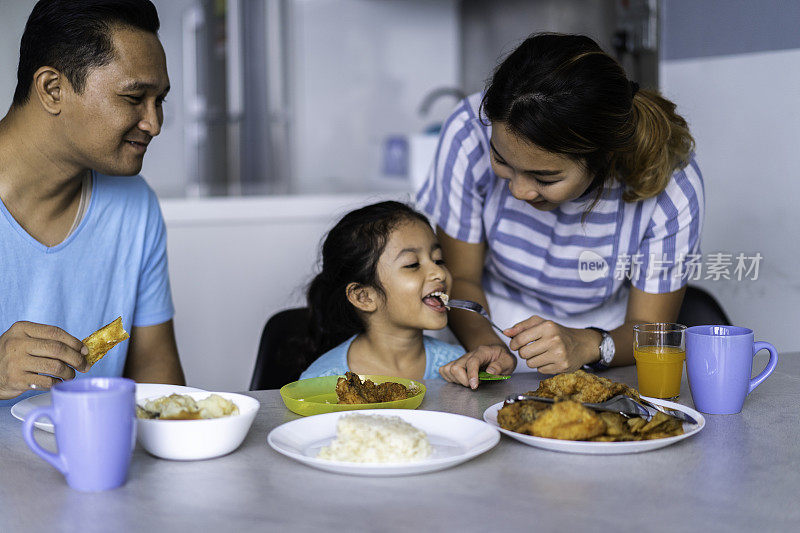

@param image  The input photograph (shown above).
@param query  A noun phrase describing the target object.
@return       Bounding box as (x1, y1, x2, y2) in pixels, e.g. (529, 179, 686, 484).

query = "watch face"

(600, 334, 615, 364)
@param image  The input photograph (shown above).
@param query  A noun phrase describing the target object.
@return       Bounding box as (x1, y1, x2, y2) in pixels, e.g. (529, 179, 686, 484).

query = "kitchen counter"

(2, 353, 799, 532)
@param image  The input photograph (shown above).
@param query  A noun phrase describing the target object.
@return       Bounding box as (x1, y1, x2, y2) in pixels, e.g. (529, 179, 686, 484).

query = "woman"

(417, 33, 704, 388)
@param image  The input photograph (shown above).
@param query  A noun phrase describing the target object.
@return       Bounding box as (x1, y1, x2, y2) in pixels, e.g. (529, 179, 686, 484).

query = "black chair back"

(677, 285, 731, 327)
(250, 307, 315, 390)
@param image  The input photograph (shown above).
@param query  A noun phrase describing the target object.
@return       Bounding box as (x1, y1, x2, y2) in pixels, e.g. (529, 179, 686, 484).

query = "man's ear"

(32, 66, 65, 115)
(346, 282, 378, 313)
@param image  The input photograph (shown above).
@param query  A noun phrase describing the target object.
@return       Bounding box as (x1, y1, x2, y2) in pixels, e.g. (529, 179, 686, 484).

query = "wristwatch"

(583, 326, 615, 371)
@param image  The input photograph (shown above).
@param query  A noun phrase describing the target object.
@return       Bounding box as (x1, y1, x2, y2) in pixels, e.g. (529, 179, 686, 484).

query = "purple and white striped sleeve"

(635, 157, 705, 293)
(415, 101, 491, 244)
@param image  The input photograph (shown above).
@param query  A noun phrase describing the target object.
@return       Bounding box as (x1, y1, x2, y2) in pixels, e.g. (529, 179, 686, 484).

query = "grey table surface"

(2, 353, 799, 533)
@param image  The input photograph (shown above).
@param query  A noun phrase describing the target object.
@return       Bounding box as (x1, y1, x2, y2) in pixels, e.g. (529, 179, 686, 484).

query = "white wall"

(139, 0, 194, 198)
(459, 0, 617, 94)
(660, 49, 800, 352)
(162, 192, 407, 390)
(0, 0, 37, 113)
(288, 0, 459, 193)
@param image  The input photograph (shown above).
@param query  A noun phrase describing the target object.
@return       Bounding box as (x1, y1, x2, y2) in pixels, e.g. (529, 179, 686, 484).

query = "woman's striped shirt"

(416, 93, 705, 329)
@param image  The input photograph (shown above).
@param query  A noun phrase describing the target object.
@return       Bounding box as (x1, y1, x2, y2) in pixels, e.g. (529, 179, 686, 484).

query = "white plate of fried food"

(482, 370, 705, 455)
(268, 409, 500, 476)
(12, 383, 206, 432)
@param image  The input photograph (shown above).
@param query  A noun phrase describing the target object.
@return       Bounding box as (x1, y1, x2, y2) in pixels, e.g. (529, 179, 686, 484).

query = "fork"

(504, 393, 698, 424)
(637, 397, 698, 424)
(504, 394, 654, 420)
(446, 299, 506, 334)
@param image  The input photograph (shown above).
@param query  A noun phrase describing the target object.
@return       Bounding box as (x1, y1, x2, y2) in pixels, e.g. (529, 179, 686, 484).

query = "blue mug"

(685, 326, 778, 414)
(22, 377, 136, 492)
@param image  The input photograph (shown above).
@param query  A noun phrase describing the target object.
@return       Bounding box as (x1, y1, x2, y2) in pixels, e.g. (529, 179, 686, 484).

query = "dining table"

(2, 352, 799, 533)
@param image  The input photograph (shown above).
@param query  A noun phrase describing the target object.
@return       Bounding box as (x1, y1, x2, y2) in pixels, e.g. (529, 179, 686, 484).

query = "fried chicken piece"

(626, 417, 647, 433)
(369, 380, 411, 402)
(497, 400, 550, 430)
(499, 370, 684, 442)
(335, 372, 411, 404)
(530, 370, 637, 403)
(335, 374, 369, 404)
(597, 412, 627, 437)
(522, 400, 606, 441)
(632, 412, 683, 439)
(595, 412, 635, 440)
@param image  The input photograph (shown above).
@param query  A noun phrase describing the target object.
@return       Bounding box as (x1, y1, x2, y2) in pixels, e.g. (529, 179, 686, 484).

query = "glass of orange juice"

(633, 323, 687, 399)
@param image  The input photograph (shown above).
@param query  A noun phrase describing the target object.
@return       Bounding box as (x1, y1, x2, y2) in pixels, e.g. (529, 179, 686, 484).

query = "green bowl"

(279, 375, 426, 417)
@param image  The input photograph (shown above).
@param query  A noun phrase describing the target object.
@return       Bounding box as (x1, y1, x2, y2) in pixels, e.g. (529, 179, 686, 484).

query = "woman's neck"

(347, 326, 427, 380)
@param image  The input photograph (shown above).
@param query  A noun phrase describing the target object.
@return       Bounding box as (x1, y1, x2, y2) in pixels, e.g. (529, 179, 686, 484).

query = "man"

(0, 0, 185, 404)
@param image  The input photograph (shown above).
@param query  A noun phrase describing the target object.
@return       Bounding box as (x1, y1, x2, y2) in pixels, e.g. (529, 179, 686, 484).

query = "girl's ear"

(346, 282, 378, 313)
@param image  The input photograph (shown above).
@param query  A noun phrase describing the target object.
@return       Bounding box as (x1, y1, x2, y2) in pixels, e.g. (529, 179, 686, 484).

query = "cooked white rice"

(317, 414, 432, 463)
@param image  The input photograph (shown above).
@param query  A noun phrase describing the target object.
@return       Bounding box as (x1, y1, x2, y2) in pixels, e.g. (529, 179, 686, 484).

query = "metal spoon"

(446, 299, 506, 334)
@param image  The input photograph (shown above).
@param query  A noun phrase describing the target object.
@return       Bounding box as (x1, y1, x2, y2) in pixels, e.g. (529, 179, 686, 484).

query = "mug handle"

(22, 406, 67, 474)
(748, 342, 779, 394)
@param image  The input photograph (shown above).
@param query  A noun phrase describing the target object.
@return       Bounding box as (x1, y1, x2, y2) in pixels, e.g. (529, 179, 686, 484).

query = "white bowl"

(136, 391, 259, 461)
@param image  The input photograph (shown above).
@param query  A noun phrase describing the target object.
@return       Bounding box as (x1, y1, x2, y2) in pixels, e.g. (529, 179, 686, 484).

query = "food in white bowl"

(137, 393, 239, 420)
(136, 391, 259, 461)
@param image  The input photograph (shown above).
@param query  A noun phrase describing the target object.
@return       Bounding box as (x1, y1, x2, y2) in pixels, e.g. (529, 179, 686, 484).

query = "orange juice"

(634, 345, 685, 398)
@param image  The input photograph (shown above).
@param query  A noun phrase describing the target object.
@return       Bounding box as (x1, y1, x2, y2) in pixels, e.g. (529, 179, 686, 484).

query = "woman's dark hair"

(296, 201, 431, 364)
(481, 33, 694, 205)
(13, 0, 160, 107)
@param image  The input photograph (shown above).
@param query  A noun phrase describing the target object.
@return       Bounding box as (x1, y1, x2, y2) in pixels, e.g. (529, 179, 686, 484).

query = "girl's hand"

(504, 317, 601, 374)
(439, 344, 516, 389)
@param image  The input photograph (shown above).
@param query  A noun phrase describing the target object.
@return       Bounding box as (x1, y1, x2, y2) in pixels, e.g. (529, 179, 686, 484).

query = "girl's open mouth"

(422, 291, 449, 312)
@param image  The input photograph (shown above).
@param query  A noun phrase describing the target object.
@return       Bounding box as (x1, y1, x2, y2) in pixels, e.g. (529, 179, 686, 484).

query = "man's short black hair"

(13, 0, 160, 107)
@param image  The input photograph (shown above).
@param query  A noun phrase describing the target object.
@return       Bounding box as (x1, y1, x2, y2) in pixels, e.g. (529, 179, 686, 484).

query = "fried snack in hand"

(335, 371, 411, 404)
(530, 369, 639, 403)
(82, 316, 129, 366)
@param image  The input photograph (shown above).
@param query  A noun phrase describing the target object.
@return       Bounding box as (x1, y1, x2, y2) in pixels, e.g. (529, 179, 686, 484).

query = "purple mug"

(22, 377, 136, 492)
(685, 326, 778, 414)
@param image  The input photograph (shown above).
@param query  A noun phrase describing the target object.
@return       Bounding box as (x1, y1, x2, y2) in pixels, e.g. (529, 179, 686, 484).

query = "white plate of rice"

(267, 409, 500, 476)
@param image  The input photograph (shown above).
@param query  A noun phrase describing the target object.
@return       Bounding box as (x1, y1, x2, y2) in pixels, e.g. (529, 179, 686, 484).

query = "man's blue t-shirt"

(299, 335, 465, 380)
(0, 173, 174, 407)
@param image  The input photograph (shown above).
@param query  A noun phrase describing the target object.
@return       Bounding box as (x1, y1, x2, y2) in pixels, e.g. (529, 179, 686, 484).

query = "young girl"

(299, 201, 465, 381)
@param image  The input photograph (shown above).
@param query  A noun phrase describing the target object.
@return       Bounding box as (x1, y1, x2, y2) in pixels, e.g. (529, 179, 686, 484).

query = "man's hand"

(0, 322, 90, 400)
(439, 344, 517, 390)
(505, 317, 601, 374)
